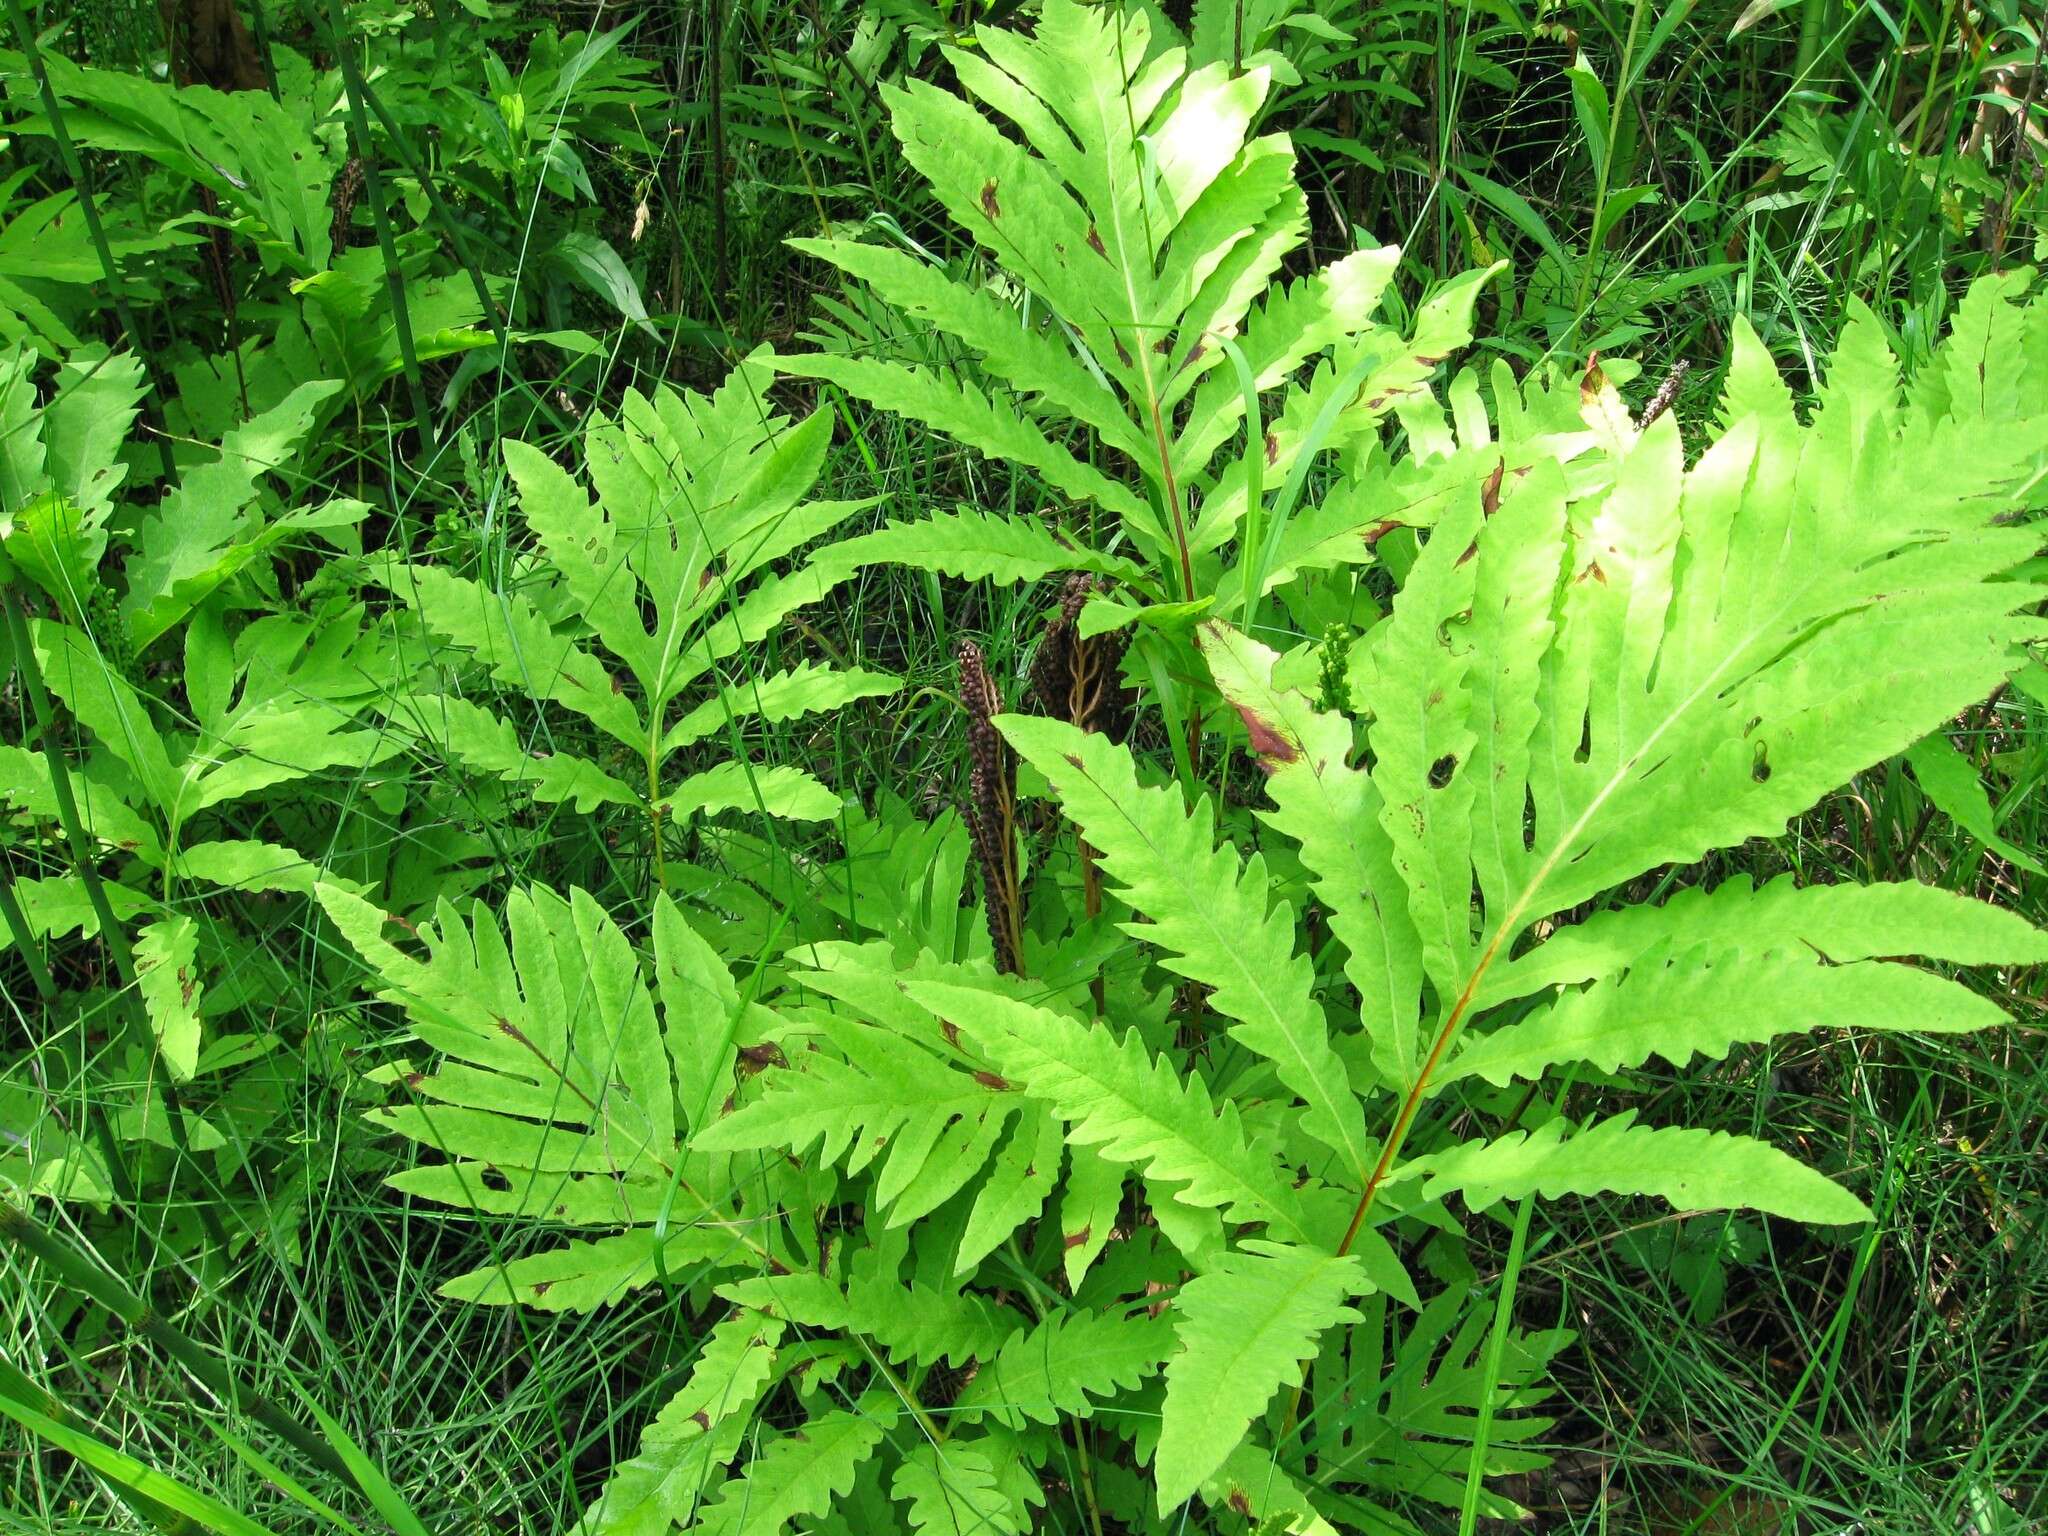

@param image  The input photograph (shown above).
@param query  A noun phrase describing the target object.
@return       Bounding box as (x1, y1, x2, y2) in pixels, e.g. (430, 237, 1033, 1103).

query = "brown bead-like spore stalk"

(957, 641, 1024, 976)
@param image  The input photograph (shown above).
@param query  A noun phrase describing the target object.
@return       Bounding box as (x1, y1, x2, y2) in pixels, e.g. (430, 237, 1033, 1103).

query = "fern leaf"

(659, 761, 840, 823)
(692, 1014, 1019, 1227)
(776, 352, 1161, 547)
(388, 564, 642, 748)
(134, 916, 201, 1081)
(502, 437, 653, 686)
(1172, 244, 1394, 466)
(1400, 1112, 1871, 1224)
(1155, 1239, 1366, 1511)
(891, 1441, 1027, 1536)
(954, 1106, 1063, 1275)
(1199, 622, 1423, 1091)
(905, 981, 1314, 1246)
(1474, 872, 2048, 1011)
(1353, 487, 1484, 1005)
(653, 894, 746, 1136)
(953, 1308, 1174, 1430)
(1307, 1286, 1568, 1519)
(436, 1227, 740, 1311)
(791, 236, 1151, 464)
(1058, 1144, 1124, 1290)
(818, 507, 1146, 588)
(384, 1161, 662, 1226)
(1199, 1441, 1352, 1536)
(692, 1398, 894, 1536)
(660, 663, 898, 756)
(318, 882, 689, 1203)
(1444, 935, 2015, 1092)
(997, 715, 1374, 1184)
(402, 693, 640, 812)
(576, 1313, 784, 1536)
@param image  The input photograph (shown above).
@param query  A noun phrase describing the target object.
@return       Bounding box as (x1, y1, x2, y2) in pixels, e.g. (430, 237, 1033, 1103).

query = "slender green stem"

(1456, 1196, 1536, 1535)
(0, 869, 57, 1001)
(244, 0, 281, 99)
(322, 0, 436, 453)
(0, 1353, 198, 1534)
(0, 1202, 362, 1492)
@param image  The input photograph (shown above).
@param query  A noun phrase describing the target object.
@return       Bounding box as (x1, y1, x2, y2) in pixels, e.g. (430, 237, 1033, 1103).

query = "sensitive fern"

(319, 223, 2047, 1536)
(380, 350, 895, 875)
(785, 0, 1515, 632)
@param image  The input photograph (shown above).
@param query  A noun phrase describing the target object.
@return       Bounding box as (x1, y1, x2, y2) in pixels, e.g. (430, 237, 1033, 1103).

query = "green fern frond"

(1155, 1239, 1367, 1511)
(1396, 1113, 1873, 1224)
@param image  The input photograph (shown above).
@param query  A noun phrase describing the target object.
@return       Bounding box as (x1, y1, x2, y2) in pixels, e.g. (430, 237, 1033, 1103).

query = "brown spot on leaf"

(940, 1019, 962, 1049)
(1264, 430, 1279, 466)
(1581, 560, 1608, 585)
(1064, 753, 1085, 771)
(1114, 337, 1133, 367)
(973, 1070, 1014, 1091)
(1481, 458, 1505, 517)
(404, 1072, 424, 1089)
(1064, 1226, 1091, 1250)
(1229, 1489, 1253, 1517)
(1232, 702, 1299, 771)
(690, 1410, 711, 1431)
(1086, 225, 1106, 257)
(980, 179, 1000, 219)
(738, 1041, 788, 1073)
(531, 1281, 552, 1297)
(1363, 519, 1401, 546)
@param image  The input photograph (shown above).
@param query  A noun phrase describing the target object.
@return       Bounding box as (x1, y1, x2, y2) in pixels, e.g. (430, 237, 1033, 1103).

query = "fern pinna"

(320, 276, 2048, 1533)
(785, 0, 1536, 644)
(377, 350, 896, 883)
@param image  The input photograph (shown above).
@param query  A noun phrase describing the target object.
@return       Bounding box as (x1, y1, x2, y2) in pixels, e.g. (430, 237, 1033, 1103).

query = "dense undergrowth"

(2, 0, 2046, 1532)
